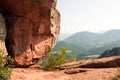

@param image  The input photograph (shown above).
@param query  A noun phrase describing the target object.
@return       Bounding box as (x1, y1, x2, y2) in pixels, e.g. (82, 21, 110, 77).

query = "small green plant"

(0, 66, 12, 80)
(0, 50, 14, 80)
(5, 56, 14, 67)
(112, 68, 120, 80)
(40, 47, 76, 71)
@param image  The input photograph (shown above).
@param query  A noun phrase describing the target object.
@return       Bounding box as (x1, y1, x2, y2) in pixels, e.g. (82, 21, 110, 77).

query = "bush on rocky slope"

(40, 47, 76, 71)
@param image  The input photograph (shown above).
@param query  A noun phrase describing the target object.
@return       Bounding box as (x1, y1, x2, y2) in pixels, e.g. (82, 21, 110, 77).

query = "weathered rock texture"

(0, 0, 60, 67)
(60, 56, 120, 69)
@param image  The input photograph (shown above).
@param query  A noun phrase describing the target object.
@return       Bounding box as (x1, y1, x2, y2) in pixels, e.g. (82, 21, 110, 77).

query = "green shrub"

(67, 54, 76, 62)
(0, 52, 14, 80)
(5, 56, 14, 67)
(40, 47, 76, 71)
(0, 66, 12, 80)
(0, 54, 4, 67)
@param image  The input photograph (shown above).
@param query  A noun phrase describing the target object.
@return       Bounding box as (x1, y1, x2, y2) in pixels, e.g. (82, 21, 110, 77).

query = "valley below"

(54, 29, 120, 60)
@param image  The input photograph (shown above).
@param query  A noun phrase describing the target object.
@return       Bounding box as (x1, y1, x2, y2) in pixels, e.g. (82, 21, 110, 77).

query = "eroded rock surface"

(60, 56, 120, 69)
(0, 0, 60, 67)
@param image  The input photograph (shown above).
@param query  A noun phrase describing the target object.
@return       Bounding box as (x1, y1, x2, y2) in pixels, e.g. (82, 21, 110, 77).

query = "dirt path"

(9, 67, 117, 80)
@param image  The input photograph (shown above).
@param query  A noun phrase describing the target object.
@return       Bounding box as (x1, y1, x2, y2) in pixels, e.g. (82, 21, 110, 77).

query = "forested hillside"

(53, 30, 120, 59)
(99, 47, 120, 58)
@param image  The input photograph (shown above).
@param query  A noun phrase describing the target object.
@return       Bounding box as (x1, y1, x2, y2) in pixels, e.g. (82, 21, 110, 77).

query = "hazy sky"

(56, 0, 120, 33)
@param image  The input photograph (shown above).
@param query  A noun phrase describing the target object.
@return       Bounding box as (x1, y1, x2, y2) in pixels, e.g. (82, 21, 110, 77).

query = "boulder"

(0, 0, 60, 67)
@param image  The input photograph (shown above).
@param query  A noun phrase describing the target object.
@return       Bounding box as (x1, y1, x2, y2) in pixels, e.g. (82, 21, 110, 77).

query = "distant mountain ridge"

(58, 33, 72, 41)
(53, 29, 120, 59)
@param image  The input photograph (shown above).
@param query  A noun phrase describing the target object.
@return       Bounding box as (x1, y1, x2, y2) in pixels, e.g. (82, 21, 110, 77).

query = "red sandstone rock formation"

(60, 56, 120, 69)
(0, 0, 60, 67)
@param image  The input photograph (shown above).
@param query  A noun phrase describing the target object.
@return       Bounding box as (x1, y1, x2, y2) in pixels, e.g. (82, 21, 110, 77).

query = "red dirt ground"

(9, 67, 117, 80)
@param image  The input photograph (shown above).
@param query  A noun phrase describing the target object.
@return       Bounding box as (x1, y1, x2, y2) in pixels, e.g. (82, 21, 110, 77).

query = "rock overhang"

(0, 0, 60, 67)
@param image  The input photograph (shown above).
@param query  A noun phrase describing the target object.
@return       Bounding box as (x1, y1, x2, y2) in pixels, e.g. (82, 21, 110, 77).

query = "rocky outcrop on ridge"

(60, 56, 120, 69)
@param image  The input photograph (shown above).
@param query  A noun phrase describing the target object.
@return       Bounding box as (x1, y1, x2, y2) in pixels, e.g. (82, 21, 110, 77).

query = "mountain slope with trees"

(53, 29, 120, 59)
(99, 47, 120, 58)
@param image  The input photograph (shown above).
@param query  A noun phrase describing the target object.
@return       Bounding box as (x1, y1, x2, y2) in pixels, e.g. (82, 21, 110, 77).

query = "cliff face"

(0, 0, 60, 67)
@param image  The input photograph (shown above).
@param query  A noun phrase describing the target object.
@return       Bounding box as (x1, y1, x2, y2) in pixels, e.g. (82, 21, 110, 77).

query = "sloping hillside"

(89, 40, 120, 55)
(99, 47, 120, 58)
(54, 30, 120, 59)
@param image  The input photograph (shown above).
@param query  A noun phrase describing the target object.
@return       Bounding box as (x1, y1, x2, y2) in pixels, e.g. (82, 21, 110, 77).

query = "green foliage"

(5, 56, 14, 67)
(67, 54, 76, 62)
(112, 68, 120, 80)
(0, 54, 4, 67)
(0, 66, 12, 80)
(41, 47, 76, 71)
(0, 51, 14, 80)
